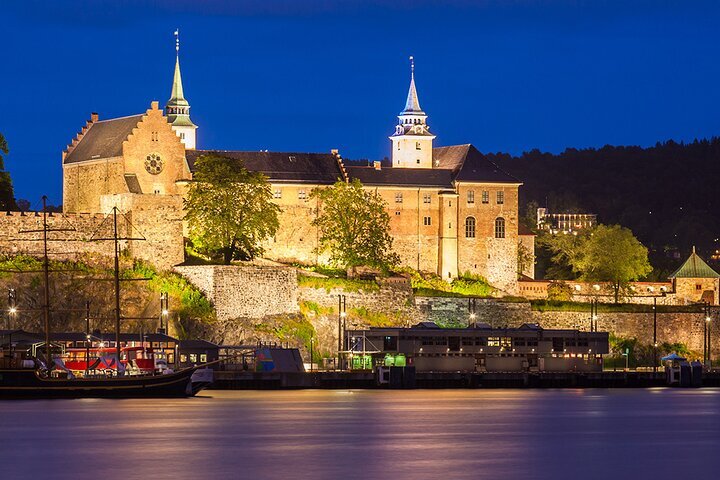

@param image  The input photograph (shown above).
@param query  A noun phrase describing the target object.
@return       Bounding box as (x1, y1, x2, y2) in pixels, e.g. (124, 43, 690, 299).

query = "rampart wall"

(175, 265, 299, 321)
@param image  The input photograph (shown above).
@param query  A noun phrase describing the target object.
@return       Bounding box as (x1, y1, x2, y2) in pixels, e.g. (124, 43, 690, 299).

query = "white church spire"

(389, 56, 436, 169)
(403, 56, 423, 113)
(166, 29, 197, 149)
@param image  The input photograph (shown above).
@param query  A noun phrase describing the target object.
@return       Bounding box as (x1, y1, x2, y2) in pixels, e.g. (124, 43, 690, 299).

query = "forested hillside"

(490, 138, 720, 278)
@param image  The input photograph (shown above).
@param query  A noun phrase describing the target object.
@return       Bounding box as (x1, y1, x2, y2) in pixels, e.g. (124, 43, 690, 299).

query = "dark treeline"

(489, 138, 720, 279)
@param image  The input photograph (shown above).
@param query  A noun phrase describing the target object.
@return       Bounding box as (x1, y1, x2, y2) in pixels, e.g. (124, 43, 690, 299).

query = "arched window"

(495, 217, 505, 239)
(465, 217, 476, 238)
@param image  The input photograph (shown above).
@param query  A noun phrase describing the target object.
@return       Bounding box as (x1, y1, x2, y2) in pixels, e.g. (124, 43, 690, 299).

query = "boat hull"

(0, 367, 205, 399)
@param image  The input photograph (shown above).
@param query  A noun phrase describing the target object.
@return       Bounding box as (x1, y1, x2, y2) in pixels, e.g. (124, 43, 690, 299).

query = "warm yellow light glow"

(340, 312, 347, 318)
(8, 307, 16, 314)
(162, 309, 169, 315)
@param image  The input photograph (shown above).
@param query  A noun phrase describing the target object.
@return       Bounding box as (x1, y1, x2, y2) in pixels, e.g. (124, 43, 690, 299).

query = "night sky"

(3, 0, 720, 205)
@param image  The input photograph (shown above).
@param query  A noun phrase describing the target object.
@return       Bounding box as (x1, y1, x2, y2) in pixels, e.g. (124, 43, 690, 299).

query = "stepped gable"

(185, 150, 345, 184)
(63, 114, 144, 164)
(670, 248, 720, 278)
(345, 165, 454, 188)
(434, 144, 520, 184)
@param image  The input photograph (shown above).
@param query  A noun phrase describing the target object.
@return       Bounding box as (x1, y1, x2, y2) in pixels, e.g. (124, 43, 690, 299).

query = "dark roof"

(50, 332, 179, 342)
(346, 166, 454, 188)
(518, 223, 535, 236)
(433, 144, 471, 172)
(669, 249, 720, 279)
(179, 339, 219, 349)
(186, 150, 345, 184)
(446, 145, 520, 184)
(64, 115, 144, 164)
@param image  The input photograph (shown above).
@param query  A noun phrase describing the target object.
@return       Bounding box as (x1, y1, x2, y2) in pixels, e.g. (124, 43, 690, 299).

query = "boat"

(0, 362, 211, 398)
(0, 198, 217, 399)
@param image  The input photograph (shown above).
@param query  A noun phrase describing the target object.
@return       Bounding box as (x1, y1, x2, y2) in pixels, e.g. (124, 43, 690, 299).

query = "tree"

(312, 179, 399, 270)
(184, 154, 279, 264)
(0, 133, 17, 210)
(573, 225, 652, 303)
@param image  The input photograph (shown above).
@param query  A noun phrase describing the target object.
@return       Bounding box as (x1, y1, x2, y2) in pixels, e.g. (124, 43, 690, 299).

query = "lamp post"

(337, 294, 346, 370)
(159, 292, 169, 334)
(653, 296, 657, 374)
(705, 303, 712, 369)
(468, 297, 477, 327)
(7, 288, 16, 330)
(704, 302, 710, 367)
(85, 300, 91, 376)
(309, 335, 314, 373)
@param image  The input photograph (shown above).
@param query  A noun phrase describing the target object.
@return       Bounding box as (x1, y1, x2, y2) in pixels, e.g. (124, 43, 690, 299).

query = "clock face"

(145, 153, 163, 175)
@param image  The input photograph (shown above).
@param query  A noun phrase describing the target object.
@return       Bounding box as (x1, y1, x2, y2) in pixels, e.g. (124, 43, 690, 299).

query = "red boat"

(62, 345, 169, 376)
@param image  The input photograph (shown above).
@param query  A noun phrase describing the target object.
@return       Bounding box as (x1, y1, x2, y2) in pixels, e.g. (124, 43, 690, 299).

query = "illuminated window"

(423, 216, 431, 226)
(465, 217, 476, 238)
(180, 354, 187, 363)
(189, 354, 197, 363)
(482, 191, 489, 204)
(495, 217, 505, 239)
(395, 192, 403, 203)
(497, 191, 504, 204)
(200, 354, 207, 363)
(467, 190, 475, 204)
(487, 337, 500, 347)
(501, 337, 512, 348)
(423, 193, 431, 204)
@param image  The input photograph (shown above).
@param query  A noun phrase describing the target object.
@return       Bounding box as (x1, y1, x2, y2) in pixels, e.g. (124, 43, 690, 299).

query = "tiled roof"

(186, 150, 344, 184)
(432, 144, 520, 184)
(64, 115, 143, 164)
(345, 166, 454, 188)
(433, 144, 471, 172)
(669, 250, 720, 279)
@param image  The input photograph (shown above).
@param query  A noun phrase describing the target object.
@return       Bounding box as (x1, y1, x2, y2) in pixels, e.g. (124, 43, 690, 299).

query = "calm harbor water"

(1, 389, 719, 479)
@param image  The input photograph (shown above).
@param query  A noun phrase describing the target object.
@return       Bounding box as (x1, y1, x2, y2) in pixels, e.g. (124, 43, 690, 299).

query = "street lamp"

(706, 311, 712, 369)
(337, 294, 346, 370)
(159, 292, 169, 333)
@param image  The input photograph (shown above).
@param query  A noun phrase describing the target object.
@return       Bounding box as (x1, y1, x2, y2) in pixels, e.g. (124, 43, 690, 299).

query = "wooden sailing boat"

(0, 198, 215, 398)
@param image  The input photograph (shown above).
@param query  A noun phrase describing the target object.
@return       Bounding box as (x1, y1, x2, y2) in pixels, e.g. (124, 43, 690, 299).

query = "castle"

(61, 42, 531, 294)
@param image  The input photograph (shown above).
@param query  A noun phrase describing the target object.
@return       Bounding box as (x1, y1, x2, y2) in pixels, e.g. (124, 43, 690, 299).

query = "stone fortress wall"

(0, 194, 184, 270)
(175, 265, 300, 320)
(416, 296, 720, 357)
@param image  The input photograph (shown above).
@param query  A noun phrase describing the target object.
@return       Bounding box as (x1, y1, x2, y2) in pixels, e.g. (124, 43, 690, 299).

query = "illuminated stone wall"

(175, 265, 299, 321)
(416, 296, 720, 357)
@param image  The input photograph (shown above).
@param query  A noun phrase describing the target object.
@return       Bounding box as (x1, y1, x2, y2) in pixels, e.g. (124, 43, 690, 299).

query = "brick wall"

(175, 265, 299, 320)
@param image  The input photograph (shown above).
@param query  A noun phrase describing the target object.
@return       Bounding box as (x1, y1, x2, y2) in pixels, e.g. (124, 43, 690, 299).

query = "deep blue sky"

(3, 0, 720, 205)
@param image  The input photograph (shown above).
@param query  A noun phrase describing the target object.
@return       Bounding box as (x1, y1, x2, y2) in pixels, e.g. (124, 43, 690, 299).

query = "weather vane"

(174, 28, 180, 54)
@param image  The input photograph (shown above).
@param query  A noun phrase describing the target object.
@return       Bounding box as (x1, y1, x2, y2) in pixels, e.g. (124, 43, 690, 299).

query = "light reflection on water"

(0, 388, 719, 479)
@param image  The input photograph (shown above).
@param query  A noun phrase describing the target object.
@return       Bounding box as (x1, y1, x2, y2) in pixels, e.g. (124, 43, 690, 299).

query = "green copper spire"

(166, 29, 195, 128)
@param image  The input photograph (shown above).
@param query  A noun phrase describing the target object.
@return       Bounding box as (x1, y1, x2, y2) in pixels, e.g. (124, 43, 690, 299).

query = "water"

(1, 389, 718, 479)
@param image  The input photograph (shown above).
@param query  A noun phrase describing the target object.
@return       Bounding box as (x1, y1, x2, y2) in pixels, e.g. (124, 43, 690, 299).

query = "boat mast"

(113, 207, 121, 372)
(42, 196, 51, 368)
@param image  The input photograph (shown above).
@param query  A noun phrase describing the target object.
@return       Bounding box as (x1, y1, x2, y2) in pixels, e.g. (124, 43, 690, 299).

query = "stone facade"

(175, 265, 299, 321)
(0, 203, 183, 270)
(416, 296, 720, 357)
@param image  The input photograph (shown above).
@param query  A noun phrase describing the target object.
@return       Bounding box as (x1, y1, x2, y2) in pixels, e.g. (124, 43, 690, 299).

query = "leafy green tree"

(312, 179, 399, 270)
(184, 154, 279, 264)
(0, 133, 17, 210)
(537, 229, 589, 280)
(574, 225, 652, 303)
